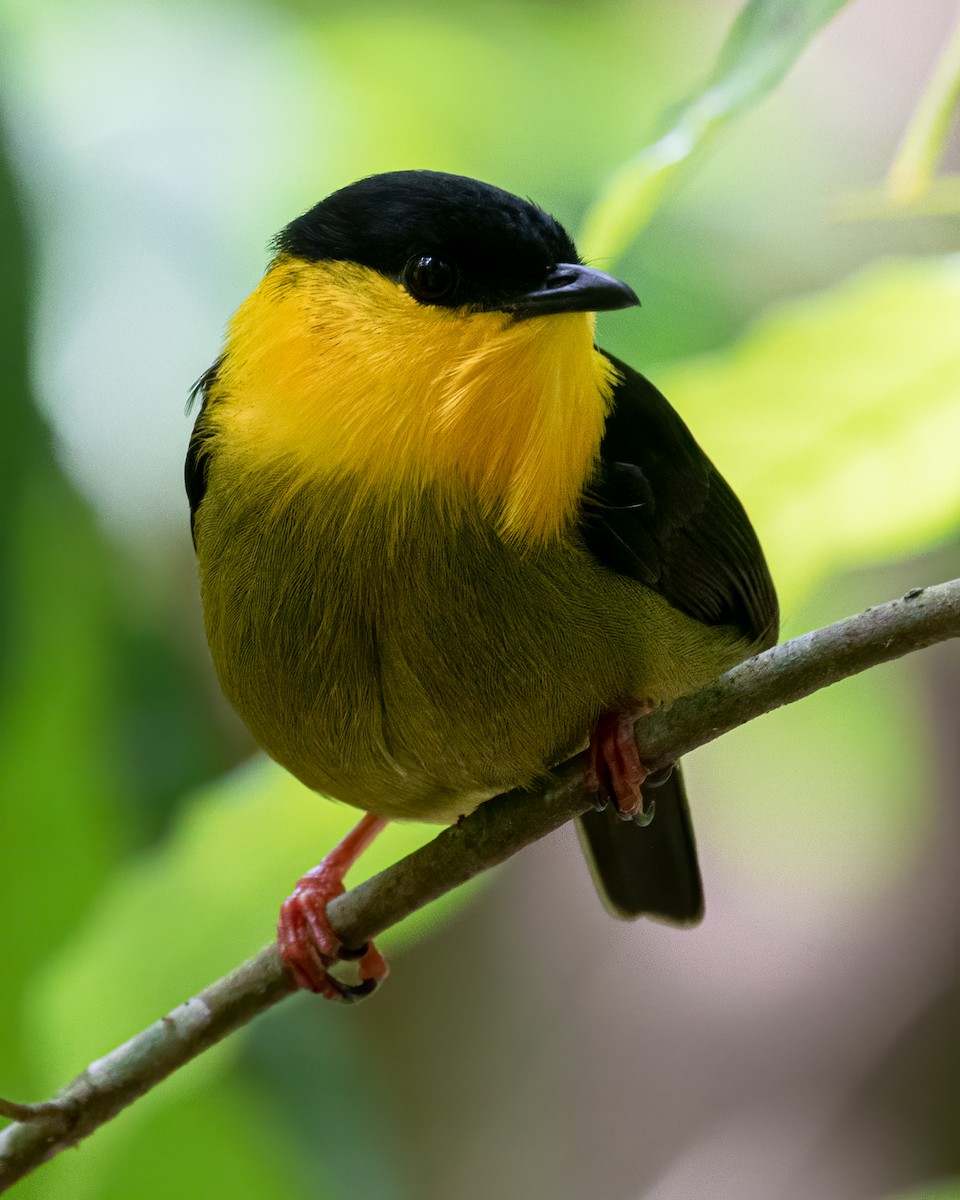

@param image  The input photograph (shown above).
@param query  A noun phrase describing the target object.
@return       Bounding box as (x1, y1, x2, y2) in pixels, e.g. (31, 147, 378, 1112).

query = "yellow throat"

(208, 256, 619, 544)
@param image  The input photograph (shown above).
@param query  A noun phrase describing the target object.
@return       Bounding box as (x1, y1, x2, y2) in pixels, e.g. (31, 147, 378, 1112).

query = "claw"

(589, 705, 655, 821)
(277, 813, 389, 1001)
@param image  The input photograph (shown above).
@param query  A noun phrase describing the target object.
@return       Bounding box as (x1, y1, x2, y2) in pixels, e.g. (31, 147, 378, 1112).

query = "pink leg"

(589, 705, 655, 821)
(278, 812, 389, 1000)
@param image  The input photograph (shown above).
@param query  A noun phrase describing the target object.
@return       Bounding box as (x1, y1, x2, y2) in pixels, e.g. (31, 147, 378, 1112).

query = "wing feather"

(581, 352, 779, 649)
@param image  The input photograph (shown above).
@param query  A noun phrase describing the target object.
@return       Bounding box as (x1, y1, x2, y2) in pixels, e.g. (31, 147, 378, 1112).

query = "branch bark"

(2, 579, 958, 1191)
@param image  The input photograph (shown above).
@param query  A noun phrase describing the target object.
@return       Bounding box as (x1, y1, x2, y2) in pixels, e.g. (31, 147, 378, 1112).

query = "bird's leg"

(589, 704, 657, 825)
(278, 812, 389, 1000)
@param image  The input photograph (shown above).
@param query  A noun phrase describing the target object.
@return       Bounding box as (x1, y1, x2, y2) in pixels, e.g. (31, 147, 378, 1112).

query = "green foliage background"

(1, 0, 959, 1196)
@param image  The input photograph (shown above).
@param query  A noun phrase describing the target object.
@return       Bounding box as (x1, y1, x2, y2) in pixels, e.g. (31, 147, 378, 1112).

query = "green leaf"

(25, 757, 478, 1094)
(580, 0, 852, 263)
(655, 255, 960, 606)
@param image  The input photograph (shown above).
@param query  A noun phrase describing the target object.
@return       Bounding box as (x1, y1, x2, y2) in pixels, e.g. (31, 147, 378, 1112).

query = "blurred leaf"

(301, 4, 694, 205)
(95, 1078, 313, 1200)
(0, 115, 128, 1087)
(694, 634, 933, 897)
(885, 7, 960, 206)
(27, 757, 479, 1093)
(835, 174, 960, 222)
(246, 1002, 410, 1200)
(887, 1181, 960, 1200)
(580, 0, 851, 264)
(657, 256, 960, 608)
(839, 6, 960, 220)
(13, 1071, 313, 1200)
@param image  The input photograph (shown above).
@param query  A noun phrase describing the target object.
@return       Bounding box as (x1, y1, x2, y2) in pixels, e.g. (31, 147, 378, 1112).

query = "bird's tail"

(574, 762, 704, 923)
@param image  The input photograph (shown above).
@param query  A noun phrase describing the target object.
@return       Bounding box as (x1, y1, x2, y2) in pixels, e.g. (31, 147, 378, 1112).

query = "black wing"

(184, 358, 222, 547)
(581, 351, 779, 649)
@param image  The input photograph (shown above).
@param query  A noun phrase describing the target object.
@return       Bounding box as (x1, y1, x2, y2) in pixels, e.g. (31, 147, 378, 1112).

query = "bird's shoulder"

(580, 351, 779, 649)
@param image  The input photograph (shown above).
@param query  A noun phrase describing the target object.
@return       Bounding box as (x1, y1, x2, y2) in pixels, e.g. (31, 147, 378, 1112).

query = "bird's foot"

(277, 813, 388, 1001)
(589, 704, 656, 826)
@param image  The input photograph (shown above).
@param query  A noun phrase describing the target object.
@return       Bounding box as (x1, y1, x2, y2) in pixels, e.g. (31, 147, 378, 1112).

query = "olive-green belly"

(195, 476, 746, 822)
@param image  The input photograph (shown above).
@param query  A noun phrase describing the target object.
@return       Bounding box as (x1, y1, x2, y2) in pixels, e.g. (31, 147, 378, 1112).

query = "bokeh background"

(2, 0, 960, 1196)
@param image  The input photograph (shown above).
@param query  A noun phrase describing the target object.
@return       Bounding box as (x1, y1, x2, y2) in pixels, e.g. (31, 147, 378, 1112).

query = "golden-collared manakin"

(186, 171, 779, 999)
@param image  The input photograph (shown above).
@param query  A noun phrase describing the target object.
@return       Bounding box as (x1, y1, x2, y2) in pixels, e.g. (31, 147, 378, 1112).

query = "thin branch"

(1, 579, 958, 1191)
(0, 1100, 66, 1124)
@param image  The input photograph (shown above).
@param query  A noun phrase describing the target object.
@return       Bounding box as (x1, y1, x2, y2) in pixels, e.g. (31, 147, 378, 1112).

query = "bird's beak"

(507, 263, 640, 317)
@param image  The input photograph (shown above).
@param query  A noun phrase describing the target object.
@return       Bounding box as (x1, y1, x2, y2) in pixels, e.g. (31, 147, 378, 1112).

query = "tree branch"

(2, 579, 958, 1191)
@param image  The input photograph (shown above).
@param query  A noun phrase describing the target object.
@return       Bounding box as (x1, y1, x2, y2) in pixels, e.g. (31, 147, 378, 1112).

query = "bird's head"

(273, 170, 638, 320)
(212, 171, 640, 543)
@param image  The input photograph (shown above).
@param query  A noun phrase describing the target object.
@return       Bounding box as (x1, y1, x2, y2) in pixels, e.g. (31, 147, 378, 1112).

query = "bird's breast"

(211, 258, 619, 547)
(194, 471, 738, 822)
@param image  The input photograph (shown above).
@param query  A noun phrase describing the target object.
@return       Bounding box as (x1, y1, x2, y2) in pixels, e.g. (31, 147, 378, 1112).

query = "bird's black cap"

(274, 170, 637, 316)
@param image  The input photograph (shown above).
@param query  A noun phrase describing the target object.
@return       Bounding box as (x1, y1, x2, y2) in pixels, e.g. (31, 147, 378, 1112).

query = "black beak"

(507, 263, 639, 317)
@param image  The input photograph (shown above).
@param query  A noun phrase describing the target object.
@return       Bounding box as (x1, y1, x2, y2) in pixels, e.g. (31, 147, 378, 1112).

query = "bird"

(186, 170, 779, 1000)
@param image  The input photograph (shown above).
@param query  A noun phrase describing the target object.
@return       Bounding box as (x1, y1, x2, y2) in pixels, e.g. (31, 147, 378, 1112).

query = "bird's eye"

(402, 256, 457, 303)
